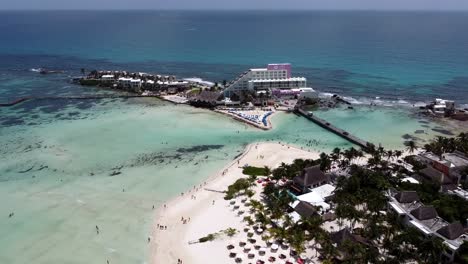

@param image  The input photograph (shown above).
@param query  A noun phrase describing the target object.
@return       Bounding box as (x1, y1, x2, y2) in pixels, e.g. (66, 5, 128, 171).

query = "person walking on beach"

(96, 225, 100, 234)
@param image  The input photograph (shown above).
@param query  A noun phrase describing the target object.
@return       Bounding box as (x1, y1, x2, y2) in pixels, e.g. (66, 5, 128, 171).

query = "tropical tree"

(319, 152, 332, 171)
(395, 150, 403, 160)
(405, 140, 417, 154)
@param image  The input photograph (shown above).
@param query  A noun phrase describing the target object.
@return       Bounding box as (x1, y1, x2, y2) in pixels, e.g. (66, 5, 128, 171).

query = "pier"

(295, 108, 371, 150)
(0, 94, 162, 107)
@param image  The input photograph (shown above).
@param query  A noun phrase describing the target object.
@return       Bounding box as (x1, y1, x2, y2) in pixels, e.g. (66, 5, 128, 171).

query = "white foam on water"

(30, 68, 42, 72)
(183, 77, 214, 87)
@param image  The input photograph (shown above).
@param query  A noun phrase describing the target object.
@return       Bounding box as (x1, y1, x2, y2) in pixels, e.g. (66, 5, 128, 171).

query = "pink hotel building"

(224, 63, 308, 96)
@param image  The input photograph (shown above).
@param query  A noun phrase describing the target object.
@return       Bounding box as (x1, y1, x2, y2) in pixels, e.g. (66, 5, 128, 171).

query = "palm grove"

(224, 132, 468, 263)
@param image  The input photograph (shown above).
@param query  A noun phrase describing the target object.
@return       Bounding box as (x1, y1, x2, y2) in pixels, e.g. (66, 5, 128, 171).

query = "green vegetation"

(199, 227, 238, 243)
(456, 242, 468, 264)
(223, 228, 237, 237)
(242, 166, 271, 176)
(198, 233, 217, 243)
(224, 178, 252, 200)
(403, 155, 426, 171)
(400, 180, 468, 223)
(423, 133, 468, 157)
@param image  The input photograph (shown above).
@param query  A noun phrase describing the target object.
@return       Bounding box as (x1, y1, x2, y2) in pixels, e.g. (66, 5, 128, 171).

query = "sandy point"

(150, 142, 320, 264)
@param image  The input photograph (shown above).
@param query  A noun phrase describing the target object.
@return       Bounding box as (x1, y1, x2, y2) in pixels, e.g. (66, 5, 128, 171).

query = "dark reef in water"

(414, 130, 425, 134)
(402, 134, 420, 141)
(432, 128, 455, 136)
(176, 145, 224, 153)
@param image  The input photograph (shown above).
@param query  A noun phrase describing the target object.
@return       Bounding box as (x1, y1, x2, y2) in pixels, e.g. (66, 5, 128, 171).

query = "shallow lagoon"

(0, 99, 446, 264)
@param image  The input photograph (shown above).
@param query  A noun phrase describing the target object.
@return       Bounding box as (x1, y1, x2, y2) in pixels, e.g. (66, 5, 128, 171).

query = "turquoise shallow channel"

(0, 97, 445, 264)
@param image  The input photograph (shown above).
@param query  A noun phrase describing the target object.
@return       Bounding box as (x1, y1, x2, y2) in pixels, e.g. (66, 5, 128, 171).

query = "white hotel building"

(224, 63, 308, 96)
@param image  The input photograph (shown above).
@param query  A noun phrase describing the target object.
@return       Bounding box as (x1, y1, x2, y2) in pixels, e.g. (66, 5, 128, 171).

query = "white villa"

(118, 77, 142, 91)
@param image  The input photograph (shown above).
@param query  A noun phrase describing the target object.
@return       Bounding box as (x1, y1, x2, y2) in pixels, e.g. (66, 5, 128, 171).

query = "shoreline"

(150, 142, 321, 264)
(214, 109, 276, 131)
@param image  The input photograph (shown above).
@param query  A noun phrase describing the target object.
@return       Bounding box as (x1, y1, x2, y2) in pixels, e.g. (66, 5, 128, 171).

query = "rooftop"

(443, 152, 468, 168)
(388, 191, 468, 250)
(293, 165, 329, 188)
(394, 191, 420, 204)
(249, 77, 306, 83)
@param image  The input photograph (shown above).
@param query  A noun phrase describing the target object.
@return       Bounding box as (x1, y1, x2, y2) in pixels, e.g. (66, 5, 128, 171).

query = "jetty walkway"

(0, 94, 162, 107)
(295, 108, 371, 150)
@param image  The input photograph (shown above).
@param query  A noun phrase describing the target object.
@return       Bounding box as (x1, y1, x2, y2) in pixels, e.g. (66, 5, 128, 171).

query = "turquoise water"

(0, 10, 466, 264)
(0, 98, 443, 264)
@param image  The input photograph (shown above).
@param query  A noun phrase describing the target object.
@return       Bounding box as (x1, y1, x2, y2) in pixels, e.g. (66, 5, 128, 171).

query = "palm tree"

(395, 150, 402, 160)
(319, 153, 332, 171)
(405, 140, 417, 154)
(386, 150, 394, 161)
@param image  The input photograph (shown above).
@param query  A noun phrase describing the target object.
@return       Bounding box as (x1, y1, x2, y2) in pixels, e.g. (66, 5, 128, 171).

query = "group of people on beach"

(156, 224, 167, 230)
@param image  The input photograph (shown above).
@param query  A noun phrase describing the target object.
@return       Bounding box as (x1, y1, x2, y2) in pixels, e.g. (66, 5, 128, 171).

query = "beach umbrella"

(279, 254, 286, 259)
(256, 228, 264, 234)
(271, 244, 279, 251)
(235, 256, 243, 263)
(259, 248, 267, 256)
(268, 256, 276, 262)
(229, 251, 237, 258)
(239, 241, 247, 247)
(227, 244, 235, 250)
(248, 253, 255, 259)
(243, 246, 251, 252)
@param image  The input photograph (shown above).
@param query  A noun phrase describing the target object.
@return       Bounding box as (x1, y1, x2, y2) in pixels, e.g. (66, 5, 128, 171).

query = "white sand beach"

(151, 142, 320, 264)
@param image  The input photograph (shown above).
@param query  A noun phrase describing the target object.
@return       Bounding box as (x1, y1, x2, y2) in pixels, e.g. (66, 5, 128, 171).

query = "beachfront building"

(157, 80, 190, 94)
(101, 74, 115, 80)
(118, 77, 142, 92)
(272, 87, 318, 100)
(289, 184, 336, 219)
(432, 99, 456, 116)
(388, 190, 468, 262)
(224, 63, 310, 97)
(418, 151, 468, 185)
(291, 165, 329, 194)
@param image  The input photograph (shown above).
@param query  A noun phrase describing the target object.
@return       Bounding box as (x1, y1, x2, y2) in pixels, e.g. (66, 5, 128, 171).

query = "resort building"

(432, 98, 456, 116)
(418, 151, 468, 184)
(157, 80, 190, 94)
(118, 77, 142, 91)
(387, 190, 468, 262)
(101, 74, 115, 80)
(290, 183, 335, 217)
(271, 87, 318, 100)
(291, 165, 329, 193)
(224, 63, 310, 96)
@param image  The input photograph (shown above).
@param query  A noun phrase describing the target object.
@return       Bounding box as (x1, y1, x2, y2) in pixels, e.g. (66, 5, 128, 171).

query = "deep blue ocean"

(0, 10, 468, 104)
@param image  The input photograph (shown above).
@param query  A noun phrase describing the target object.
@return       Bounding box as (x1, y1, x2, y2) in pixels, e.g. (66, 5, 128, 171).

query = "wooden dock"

(295, 108, 371, 150)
